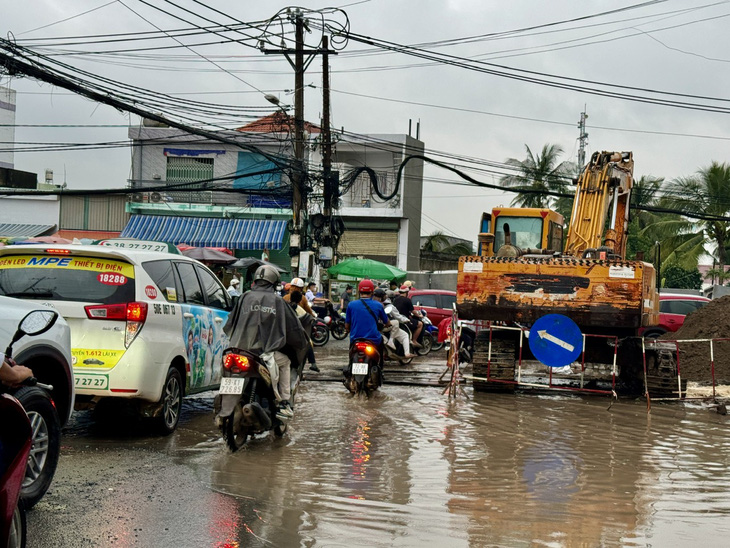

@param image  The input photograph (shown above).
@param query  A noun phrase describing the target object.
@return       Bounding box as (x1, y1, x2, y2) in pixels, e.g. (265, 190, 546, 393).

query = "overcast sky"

(2, 0, 730, 243)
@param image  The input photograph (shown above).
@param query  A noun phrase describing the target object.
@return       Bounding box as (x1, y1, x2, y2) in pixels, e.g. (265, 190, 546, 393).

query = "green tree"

(651, 162, 730, 270)
(499, 143, 576, 219)
(626, 175, 668, 260)
(660, 264, 702, 290)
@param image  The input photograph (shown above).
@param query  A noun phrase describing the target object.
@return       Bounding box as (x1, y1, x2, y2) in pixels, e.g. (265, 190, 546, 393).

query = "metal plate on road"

(528, 314, 583, 368)
(352, 362, 369, 375)
(219, 377, 244, 395)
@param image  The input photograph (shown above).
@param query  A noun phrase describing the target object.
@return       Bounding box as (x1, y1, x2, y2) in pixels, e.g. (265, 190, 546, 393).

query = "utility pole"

(261, 9, 332, 260)
(577, 107, 588, 167)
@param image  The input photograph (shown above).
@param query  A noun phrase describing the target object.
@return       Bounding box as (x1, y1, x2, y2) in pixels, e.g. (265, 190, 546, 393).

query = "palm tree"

(499, 143, 576, 218)
(422, 231, 473, 255)
(650, 162, 730, 270)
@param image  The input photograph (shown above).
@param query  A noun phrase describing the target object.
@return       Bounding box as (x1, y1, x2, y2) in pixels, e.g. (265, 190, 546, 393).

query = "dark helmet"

(253, 264, 280, 286)
(373, 288, 386, 300)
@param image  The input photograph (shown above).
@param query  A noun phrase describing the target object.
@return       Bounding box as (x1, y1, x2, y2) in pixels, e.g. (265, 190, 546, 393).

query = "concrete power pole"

(262, 9, 328, 259)
(577, 108, 588, 167)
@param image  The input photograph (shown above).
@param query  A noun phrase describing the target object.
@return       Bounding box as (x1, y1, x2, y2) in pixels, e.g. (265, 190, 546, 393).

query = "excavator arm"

(564, 151, 634, 258)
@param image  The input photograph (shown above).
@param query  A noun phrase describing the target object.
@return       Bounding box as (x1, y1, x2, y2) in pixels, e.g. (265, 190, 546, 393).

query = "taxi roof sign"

(92, 239, 181, 254)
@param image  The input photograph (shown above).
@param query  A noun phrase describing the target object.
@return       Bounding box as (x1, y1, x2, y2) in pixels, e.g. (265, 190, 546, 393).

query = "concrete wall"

(406, 270, 458, 291)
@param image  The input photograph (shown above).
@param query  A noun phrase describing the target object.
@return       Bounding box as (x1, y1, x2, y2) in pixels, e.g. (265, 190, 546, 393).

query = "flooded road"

(28, 369, 730, 547)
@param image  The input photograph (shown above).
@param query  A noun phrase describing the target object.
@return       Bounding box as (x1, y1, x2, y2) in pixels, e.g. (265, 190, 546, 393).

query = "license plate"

(219, 377, 245, 395)
(74, 373, 108, 390)
(351, 362, 369, 375)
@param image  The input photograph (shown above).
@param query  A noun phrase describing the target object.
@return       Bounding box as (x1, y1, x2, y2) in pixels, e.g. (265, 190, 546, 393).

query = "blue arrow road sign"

(528, 314, 583, 367)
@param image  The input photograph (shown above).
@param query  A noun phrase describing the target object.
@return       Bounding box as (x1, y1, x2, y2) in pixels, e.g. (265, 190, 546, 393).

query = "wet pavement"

(26, 340, 730, 547)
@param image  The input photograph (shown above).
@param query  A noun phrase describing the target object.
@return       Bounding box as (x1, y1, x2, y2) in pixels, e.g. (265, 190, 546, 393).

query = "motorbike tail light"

(223, 353, 250, 374)
(354, 341, 376, 355)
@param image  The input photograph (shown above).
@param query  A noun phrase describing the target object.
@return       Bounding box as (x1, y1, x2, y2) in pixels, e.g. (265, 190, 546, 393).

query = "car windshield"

(0, 254, 136, 304)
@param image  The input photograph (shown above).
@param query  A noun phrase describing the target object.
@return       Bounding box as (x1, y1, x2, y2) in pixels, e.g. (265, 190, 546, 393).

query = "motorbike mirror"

(19, 309, 58, 338)
(6, 309, 59, 358)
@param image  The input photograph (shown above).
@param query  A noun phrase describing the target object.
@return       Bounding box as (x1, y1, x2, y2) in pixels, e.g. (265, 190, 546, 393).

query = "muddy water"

(170, 384, 730, 548)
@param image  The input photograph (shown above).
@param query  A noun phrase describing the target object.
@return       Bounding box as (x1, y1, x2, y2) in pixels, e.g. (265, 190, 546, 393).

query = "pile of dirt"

(659, 295, 730, 384)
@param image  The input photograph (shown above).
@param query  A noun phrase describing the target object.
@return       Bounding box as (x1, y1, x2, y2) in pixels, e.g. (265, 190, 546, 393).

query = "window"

(195, 265, 230, 310)
(440, 294, 456, 311)
(413, 294, 438, 308)
(0, 255, 135, 304)
(549, 221, 564, 252)
(175, 262, 205, 305)
(661, 299, 708, 315)
(142, 260, 181, 302)
(166, 156, 214, 202)
(494, 217, 544, 250)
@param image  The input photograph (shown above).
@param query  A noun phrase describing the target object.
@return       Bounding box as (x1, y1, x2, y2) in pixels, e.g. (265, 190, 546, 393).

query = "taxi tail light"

(223, 353, 251, 375)
(84, 302, 148, 348)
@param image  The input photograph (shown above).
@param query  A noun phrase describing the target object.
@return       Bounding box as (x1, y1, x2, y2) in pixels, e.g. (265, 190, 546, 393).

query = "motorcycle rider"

(0, 354, 33, 387)
(345, 279, 389, 362)
(373, 289, 416, 359)
(284, 278, 316, 318)
(223, 265, 309, 419)
(393, 285, 424, 348)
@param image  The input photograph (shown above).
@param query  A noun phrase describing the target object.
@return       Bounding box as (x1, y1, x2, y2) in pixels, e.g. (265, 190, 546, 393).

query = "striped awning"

(0, 223, 56, 238)
(120, 215, 287, 250)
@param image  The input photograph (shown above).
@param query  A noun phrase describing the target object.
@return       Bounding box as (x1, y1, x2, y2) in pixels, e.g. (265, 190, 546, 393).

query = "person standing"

(261, 247, 270, 262)
(340, 284, 353, 312)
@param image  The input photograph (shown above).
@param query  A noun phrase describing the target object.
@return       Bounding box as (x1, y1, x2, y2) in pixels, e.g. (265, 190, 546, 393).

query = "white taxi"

(0, 243, 233, 434)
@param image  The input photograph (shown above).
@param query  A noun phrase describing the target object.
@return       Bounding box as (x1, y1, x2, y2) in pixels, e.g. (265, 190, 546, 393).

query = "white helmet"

(290, 277, 305, 288)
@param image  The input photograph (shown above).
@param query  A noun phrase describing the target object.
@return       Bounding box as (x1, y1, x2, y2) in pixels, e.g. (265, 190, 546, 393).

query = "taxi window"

(195, 264, 230, 310)
(0, 254, 135, 304)
(175, 262, 205, 305)
(440, 294, 456, 310)
(142, 260, 181, 303)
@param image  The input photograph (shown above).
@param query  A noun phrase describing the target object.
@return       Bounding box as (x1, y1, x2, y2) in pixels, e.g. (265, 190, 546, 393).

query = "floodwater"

(31, 381, 730, 547)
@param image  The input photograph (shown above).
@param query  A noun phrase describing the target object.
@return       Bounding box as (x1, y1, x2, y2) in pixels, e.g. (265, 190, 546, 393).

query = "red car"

(408, 289, 456, 327)
(641, 293, 711, 338)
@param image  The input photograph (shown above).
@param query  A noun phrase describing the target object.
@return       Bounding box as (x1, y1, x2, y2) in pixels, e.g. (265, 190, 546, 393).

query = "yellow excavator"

(457, 151, 678, 396)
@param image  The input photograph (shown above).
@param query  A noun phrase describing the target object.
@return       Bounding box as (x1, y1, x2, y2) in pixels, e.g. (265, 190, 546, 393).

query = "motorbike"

(318, 301, 348, 341)
(0, 393, 31, 548)
(343, 339, 383, 396)
(213, 348, 304, 452)
(0, 309, 61, 510)
(441, 319, 476, 364)
(310, 317, 330, 347)
(1, 309, 60, 548)
(420, 311, 442, 352)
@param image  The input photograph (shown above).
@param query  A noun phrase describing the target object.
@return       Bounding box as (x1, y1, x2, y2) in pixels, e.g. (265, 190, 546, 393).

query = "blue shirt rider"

(345, 279, 389, 345)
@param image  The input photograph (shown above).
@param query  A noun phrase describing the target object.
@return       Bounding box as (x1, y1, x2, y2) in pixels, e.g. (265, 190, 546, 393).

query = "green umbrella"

(327, 258, 407, 282)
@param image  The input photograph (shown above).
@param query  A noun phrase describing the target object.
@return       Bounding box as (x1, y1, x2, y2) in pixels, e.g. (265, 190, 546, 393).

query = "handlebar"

(22, 376, 54, 391)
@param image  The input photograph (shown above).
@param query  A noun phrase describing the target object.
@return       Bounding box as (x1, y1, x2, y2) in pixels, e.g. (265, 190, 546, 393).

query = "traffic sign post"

(528, 314, 583, 368)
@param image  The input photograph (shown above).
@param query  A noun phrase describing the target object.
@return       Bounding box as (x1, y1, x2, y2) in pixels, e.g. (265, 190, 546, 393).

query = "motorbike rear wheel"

(223, 415, 250, 452)
(331, 322, 348, 340)
(14, 386, 60, 509)
(416, 332, 434, 356)
(311, 323, 330, 346)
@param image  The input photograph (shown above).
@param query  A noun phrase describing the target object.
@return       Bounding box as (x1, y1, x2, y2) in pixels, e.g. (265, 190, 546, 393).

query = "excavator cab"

(477, 207, 564, 258)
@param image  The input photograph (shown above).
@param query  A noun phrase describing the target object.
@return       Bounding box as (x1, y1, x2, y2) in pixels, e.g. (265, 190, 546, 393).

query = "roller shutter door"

(339, 230, 398, 257)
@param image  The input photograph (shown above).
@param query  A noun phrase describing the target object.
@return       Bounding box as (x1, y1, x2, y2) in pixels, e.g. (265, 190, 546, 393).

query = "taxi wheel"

(154, 367, 182, 435)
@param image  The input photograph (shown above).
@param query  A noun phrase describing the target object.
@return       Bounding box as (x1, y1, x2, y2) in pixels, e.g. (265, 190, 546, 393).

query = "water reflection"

(203, 384, 730, 547)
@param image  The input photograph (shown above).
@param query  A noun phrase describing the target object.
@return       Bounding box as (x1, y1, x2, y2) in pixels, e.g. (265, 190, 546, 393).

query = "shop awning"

(120, 215, 287, 250)
(0, 223, 56, 239)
